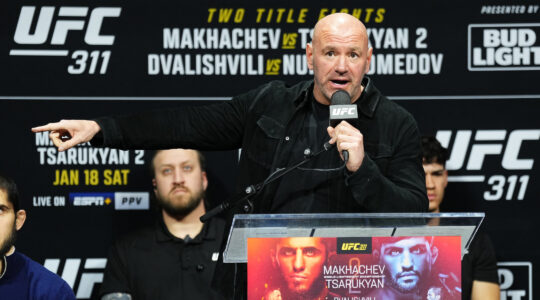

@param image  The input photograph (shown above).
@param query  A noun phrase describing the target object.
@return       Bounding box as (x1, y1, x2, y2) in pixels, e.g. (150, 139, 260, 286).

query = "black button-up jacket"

(93, 77, 427, 214)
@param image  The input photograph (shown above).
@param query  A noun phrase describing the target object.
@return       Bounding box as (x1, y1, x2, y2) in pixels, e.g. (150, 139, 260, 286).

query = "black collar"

(293, 77, 381, 118)
(293, 80, 314, 108)
(155, 214, 217, 244)
(357, 76, 381, 118)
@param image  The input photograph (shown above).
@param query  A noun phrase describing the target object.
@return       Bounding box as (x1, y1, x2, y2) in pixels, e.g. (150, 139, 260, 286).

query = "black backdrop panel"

(1, 0, 539, 298)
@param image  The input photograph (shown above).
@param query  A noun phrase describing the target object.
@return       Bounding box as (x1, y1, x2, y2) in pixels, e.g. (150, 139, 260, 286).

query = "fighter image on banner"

(247, 236, 461, 300)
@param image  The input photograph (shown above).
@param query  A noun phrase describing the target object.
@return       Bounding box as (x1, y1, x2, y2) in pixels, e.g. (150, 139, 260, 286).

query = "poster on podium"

(248, 236, 461, 300)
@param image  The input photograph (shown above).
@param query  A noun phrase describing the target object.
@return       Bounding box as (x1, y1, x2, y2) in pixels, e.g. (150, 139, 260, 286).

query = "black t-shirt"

(100, 216, 225, 300)
(461, 232, 499, 300)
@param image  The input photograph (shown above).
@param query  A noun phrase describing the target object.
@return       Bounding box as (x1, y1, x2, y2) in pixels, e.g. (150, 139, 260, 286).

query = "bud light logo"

(468, 23, 540, 71)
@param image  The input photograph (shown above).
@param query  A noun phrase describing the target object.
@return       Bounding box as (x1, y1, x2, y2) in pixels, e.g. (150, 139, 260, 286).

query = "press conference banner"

(2, 0, 539, 97)
(1, 0, 539, 299)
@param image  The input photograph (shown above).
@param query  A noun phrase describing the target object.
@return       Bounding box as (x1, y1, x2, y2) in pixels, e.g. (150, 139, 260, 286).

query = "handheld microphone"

(329, 90, 357, 126)
(329, 90, 357, 163)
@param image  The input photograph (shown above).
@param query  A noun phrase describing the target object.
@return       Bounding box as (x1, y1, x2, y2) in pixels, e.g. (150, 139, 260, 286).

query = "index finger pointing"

(31, 122, 61, 133)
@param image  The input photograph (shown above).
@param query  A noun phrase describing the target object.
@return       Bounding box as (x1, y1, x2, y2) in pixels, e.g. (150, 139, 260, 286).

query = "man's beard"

(0, 223, 17, 256)
(280, 274, 326, 300)
(158, 188, 205, 219)
(386, 270, 425, 295)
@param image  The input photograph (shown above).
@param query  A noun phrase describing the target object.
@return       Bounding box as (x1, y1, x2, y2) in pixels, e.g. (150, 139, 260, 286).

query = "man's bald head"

(306, 13, 372, 105)
(312, 13, 369, 48)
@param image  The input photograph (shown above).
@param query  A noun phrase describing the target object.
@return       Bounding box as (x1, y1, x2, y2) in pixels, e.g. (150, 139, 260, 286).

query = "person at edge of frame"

(0, 174, 76, 300)
(422, 136, 500, 300)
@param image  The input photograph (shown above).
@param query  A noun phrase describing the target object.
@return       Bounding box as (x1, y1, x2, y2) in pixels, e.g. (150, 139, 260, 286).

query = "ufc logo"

(14, 6, 121, 45)
(436, 129, 540, 171)
(341, 243, 367, 251)
(331, 107, 357, 116)
(44, 258, 107, 299)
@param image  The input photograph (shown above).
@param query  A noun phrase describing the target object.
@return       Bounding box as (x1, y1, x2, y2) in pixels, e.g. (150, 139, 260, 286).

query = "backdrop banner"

(1, 0, 538, 298)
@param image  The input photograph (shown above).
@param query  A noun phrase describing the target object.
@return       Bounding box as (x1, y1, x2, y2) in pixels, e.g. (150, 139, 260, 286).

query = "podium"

(223, 212, 484, 263)
(221, 213, 483, 299)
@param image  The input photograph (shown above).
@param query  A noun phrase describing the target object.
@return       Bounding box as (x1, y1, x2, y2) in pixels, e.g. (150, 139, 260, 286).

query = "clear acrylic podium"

(223, 212, 484, 263)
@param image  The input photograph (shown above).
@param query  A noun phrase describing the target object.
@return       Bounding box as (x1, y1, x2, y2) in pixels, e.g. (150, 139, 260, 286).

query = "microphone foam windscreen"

(330, 90, 351, 105)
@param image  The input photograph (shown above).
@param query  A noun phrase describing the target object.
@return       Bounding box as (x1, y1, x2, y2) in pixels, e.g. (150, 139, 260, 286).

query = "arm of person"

(90, 97, 250, 150)
(471, 280, 500, 300)
(327, 114, 427, 212)
(46, 279, 77, 300)
(32, 87, 260, 151)
(470, 233, 500, 300)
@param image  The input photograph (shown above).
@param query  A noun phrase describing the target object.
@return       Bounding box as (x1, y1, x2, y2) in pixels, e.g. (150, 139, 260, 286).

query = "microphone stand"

(200, 142, 336, 222)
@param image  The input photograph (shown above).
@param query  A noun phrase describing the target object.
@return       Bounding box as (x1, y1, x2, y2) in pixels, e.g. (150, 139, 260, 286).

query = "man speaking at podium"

(33, 13, 427, 215)
(33, 12, 427, 299)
